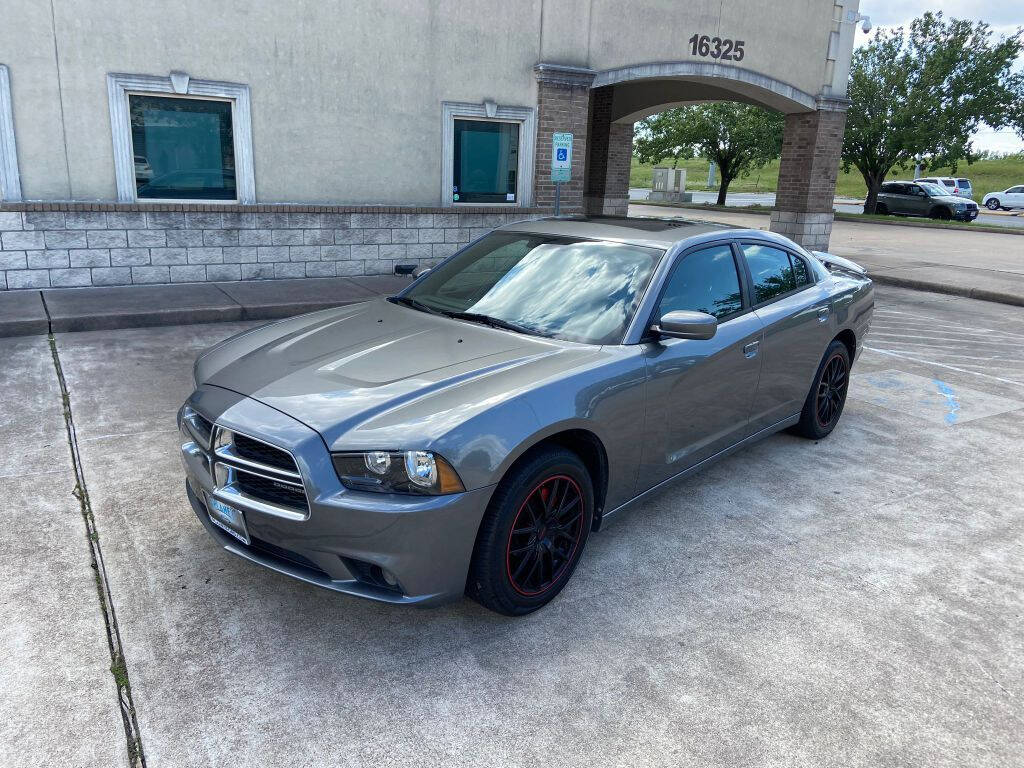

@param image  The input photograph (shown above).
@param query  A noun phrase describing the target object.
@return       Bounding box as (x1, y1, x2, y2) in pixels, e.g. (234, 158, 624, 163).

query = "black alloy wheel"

(505, 475, 585, 596)
(467, 447, 593, 615)
(815, 353, 849, 429)
(793, 340, 851, 439)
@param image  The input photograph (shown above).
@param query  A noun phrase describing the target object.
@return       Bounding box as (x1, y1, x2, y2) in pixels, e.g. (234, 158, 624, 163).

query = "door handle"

(742, 341, 759, 358)
(817, 306, 830, 323)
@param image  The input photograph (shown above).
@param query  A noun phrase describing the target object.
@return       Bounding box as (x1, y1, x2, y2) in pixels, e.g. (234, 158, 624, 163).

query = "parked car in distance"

(915, 176, 972, 198)
(982, 185, 1024, 211)
(876, 181, 979, 221)
(178, 217, 873, 615)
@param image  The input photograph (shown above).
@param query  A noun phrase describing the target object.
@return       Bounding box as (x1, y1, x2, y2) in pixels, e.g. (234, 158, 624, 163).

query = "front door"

(639, 243, 763, 490)
(740, 242, 835, 430)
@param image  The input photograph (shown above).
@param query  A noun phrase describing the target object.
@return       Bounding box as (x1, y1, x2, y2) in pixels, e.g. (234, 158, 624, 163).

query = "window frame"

(106, 72, 254, 204)
(637, 239, 751, 343)
(737, 240, 819, 310)
(441, 101, 535, 208)
(651, 240, 750, 326)
(0, 64, 21, 202)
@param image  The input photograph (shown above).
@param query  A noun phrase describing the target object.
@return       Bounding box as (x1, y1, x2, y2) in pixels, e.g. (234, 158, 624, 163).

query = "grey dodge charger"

(179, 217, 873, 615)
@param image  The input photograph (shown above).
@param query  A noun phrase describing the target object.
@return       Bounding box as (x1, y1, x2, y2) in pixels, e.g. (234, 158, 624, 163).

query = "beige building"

(0, 0, 862, 289)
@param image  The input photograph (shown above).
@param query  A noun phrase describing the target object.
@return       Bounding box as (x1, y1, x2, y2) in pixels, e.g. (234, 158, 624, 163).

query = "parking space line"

(869, 332, 1019, 347)
(864, 346, 1024, 388)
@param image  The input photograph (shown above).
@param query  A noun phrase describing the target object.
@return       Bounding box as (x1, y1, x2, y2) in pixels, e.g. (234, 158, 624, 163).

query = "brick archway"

(533, 62, 849, 249)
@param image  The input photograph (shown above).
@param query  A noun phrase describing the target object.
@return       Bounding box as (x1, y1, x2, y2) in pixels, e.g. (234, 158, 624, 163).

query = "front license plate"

(206, 495, 250, 545)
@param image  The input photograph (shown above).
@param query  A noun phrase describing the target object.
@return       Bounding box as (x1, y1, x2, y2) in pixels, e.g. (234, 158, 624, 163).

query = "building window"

(0, 65, 22, 202)
(130, 95, 236, 200)
(107, 72, 254, 203)
(453, 119, 519, 204)
(441, 102, 535, 207)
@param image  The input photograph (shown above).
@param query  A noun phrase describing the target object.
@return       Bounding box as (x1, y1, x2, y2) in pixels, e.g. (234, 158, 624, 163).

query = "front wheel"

(467, 447, 593, 615)
(793, 340, 851, 440)
(985, 198, 1000, 211)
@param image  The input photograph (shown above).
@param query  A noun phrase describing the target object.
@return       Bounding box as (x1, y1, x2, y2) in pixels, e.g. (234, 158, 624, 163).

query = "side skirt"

(600, 414, 800, 524)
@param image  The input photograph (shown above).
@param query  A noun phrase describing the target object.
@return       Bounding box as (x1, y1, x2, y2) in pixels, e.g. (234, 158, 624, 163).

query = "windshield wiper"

(388, 296, 446, 316)
(446, 311, 549, 337)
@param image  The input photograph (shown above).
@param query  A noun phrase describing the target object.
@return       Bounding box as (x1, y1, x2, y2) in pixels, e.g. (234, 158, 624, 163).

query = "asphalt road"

(3, 285, 1024, 767)
(629, 188, 1024, 229)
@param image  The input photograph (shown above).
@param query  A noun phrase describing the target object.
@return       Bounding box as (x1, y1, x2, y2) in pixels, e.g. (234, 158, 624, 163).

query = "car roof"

(497, 215, 754, 249)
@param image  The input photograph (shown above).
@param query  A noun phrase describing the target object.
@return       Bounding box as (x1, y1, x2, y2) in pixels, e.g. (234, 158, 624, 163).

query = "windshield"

(918, 182, 947, 197)
(400, 232, 663, 344)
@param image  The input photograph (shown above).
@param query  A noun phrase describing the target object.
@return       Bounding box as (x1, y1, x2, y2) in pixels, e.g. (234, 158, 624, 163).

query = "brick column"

(770, 98, 848, 251)
(584, 86, 634, 216)
(532, 64, 596, 214)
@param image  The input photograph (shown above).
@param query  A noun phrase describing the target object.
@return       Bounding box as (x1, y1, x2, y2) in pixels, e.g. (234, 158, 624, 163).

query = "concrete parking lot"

(3, 285, 1024, 767)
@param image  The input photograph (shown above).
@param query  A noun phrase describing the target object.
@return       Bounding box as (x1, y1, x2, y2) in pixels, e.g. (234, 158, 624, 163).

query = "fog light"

(381, 568, 398, 587)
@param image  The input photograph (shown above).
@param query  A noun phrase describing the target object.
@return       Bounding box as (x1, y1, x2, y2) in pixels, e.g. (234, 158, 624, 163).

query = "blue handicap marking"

(556, 147, 568, 162)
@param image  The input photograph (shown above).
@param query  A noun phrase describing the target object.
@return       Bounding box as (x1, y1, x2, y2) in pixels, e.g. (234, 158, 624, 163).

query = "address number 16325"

(688, 34, 745, 61)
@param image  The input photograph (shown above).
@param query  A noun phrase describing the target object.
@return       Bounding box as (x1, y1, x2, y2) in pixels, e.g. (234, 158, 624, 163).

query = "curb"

(869, 273, 1024, 308)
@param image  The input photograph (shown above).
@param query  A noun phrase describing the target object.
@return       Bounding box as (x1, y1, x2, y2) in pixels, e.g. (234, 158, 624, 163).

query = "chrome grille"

(211, 426, 309, 515)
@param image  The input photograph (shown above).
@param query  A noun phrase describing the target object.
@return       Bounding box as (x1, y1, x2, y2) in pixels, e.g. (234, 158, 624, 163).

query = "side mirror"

(652, 310, 717, 340)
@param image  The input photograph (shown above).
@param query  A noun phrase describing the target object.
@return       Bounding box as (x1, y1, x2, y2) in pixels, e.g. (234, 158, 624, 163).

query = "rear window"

(957, 179, 970, 186)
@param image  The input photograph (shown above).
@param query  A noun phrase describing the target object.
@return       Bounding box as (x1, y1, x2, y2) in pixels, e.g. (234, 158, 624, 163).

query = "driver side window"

(657, 244, 743, 321)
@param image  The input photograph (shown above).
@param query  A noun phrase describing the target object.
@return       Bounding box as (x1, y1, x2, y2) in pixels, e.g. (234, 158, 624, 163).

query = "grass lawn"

(630, 154, 1024, 204)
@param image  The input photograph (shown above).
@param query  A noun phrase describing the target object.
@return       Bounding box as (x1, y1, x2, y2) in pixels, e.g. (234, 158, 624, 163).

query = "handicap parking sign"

(551, 132, 573, 182)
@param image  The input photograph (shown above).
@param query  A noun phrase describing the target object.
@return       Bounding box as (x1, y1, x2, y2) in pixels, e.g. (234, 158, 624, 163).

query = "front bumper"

(954, 208, 978, 221)
(179, 385, 495, 606)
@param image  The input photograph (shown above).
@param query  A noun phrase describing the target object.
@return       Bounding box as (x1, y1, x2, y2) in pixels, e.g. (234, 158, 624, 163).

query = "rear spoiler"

(811, 251, 868, 277)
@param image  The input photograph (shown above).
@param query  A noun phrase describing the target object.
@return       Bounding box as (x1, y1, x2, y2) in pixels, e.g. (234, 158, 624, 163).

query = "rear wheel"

(985, 198, 1000, 211)
(875, 203, 889, 215)
(793, 340, 851, 440)
(467, 447, 593, 616)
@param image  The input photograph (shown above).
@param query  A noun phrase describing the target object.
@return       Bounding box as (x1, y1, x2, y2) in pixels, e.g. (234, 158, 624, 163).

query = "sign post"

(550, 132, 573, 216)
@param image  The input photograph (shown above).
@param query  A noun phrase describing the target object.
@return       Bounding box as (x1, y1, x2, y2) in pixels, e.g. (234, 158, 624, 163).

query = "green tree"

(844, 12, 1024, 214)
(634, 103, 784, 205)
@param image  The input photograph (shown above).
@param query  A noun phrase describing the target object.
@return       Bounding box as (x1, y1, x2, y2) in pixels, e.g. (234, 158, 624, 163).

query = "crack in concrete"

(48, 334, 147, 768)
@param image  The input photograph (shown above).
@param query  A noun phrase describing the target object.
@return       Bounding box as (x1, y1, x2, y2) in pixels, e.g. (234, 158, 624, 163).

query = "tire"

(467, 447, 593, 616)
(793, 340, 851, 440)
(986, 198, 1000, 211)
(875, 203, 889, 215)
(930, 207, 952, 221)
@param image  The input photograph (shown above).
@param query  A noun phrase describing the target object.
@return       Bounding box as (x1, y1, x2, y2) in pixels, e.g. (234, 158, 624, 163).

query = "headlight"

(332, 450, 465, 495)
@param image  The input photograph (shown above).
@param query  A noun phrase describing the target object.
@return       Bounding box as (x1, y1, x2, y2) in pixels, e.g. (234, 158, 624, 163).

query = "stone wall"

(0, 205, 544, 290)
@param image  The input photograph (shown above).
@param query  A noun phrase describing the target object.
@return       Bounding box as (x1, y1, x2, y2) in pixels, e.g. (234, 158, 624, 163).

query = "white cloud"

(855, 0, 1023, 153)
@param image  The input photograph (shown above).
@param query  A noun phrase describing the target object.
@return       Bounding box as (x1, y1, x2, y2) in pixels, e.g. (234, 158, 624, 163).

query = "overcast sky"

(855, 0, 1023, 153)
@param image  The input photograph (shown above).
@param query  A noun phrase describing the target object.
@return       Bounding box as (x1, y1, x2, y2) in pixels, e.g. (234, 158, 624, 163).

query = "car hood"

(932, 194, 973, 204)
(198, 298, 600, 449)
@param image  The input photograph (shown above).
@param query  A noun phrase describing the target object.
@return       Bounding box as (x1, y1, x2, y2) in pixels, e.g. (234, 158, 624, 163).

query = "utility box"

(649, 167, 692, 202)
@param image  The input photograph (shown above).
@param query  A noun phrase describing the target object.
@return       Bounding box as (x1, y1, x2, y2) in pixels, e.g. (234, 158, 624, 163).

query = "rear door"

(639, 241, 763, 487)
(741, 242, 834, 431)
(887, 183, 913, 214)
(1008, 186, 1024, 208)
